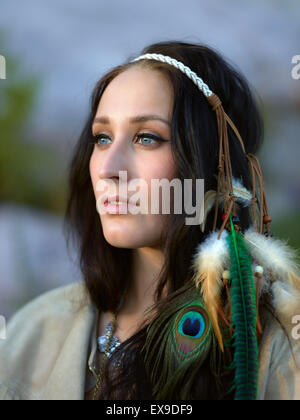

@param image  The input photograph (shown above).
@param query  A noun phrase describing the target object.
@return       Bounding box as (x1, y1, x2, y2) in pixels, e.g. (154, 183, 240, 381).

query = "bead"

(221, 213, 227, 221)
(254, 265, 264, 280)
(222, 270, 230, 280)
(263, 215, 272, 224)
(254, 265, 264, 275)
(232, 216, 240, 223)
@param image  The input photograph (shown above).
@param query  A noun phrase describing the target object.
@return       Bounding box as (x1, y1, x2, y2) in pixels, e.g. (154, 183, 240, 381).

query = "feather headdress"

(131, 52, 300, 400)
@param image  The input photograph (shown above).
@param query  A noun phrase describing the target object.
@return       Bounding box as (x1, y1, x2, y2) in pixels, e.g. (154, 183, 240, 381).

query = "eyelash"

(92, 132, 169, 147)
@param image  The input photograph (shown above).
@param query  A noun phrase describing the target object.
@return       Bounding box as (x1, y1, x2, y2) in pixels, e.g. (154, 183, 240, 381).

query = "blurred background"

(0, 0, 300, 320)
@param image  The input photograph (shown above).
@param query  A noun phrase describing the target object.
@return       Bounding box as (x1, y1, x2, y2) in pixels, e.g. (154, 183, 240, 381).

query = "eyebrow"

(93, 114, 171, 127)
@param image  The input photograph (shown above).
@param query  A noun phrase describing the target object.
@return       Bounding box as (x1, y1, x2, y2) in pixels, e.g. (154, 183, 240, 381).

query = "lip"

(103, 195, 140, 214)
(104, 195, 129, 205)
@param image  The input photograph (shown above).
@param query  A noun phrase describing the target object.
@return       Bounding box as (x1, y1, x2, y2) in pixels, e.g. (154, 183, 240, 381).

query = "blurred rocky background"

(0, 0, 300, 320)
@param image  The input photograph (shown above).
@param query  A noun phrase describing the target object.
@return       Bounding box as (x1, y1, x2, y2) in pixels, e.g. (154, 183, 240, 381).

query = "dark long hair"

(64, 40, 265, 399)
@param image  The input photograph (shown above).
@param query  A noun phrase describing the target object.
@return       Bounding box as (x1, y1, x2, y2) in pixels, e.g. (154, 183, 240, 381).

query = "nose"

(91, 137, 131, 210)
(96, 135, 130, 182)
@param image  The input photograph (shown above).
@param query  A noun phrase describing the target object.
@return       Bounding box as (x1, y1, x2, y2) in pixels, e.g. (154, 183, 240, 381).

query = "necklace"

(92, 312, 118, 400)
(92, 286, 128, 400)
(97, 321, 121, 358)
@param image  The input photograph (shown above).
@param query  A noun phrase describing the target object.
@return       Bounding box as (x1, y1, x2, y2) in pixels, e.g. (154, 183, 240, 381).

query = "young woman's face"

(89, 65, 177, 249)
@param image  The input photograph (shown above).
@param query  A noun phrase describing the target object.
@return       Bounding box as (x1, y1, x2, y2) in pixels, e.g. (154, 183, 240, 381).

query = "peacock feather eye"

(178, 310, 205, 338)
(173, 304, 210, 360)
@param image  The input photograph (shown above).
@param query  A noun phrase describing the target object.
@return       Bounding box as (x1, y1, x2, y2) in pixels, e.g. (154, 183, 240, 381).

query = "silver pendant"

(97, 321, 121, 358)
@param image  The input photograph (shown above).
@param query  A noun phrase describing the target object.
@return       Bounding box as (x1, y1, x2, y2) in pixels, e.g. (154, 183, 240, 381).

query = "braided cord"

(131, 53, 213, 97)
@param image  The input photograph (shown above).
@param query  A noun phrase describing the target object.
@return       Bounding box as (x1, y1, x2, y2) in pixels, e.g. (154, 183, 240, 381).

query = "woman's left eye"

(135, 133, 168, 146)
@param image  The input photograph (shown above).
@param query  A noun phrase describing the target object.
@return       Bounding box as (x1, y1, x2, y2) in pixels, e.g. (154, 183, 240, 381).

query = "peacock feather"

(226, 214, 258, 400)
(142, 281, 217, 399)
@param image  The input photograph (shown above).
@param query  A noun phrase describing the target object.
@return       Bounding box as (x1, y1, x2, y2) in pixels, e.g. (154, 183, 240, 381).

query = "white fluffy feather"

(244, 227, 300, 286)
(191, 224, 300, 343)
(191, 229, 230, 351)
(230, 177, 253, 207)
(191, 229, 230, 285)
(244, 226, 300, 319)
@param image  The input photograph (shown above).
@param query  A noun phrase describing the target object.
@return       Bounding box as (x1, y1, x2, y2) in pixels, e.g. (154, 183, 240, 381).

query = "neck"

(98, 246, 169, 342)
(122, 246, 168, 317)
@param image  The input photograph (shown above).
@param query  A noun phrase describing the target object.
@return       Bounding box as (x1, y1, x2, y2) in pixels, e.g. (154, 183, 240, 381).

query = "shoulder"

(2, 280, 92, 350)
(5, 281, 89, 333)
(258, 307, 300, 400)
(0, 281, 95, 400)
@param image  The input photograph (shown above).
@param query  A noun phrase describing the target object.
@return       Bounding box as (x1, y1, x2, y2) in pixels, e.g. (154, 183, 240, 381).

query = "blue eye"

(93, 132, 169, 147)
(136, 133, 169, 146)
(136, 135, 157, 145)
(93, 134, 112, 146)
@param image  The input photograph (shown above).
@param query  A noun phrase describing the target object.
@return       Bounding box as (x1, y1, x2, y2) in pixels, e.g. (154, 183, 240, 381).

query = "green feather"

(141, 280, 217, 399)
(226, 214, 258, 400)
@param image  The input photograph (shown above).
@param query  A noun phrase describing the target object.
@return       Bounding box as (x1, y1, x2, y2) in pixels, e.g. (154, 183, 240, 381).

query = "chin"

(104, 237, 135, 248)
(103, 229, 159, 249)
(103, 228, 139, 249)
(101, 216, 164, 249)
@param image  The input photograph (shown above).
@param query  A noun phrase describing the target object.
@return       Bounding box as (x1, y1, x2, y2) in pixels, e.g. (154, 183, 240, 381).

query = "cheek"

(122, 149, 177, 218)
(142, 151, 178, 208)
(140, 149, 177, 182)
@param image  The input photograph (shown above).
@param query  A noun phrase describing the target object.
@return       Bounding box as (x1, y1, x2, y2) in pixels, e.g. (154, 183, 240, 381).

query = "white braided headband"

(130, 53, 245, 154)
(130, 53, 213, 98)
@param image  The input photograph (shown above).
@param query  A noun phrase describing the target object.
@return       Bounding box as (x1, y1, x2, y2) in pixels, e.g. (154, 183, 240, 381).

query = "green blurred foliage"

(0, 36, 67, 214)
(272, 211, 300, 252)
(260, 104, 300, 253)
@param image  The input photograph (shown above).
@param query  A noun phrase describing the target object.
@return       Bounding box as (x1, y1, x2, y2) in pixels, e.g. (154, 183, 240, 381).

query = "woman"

(0, 40, 299, 400)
